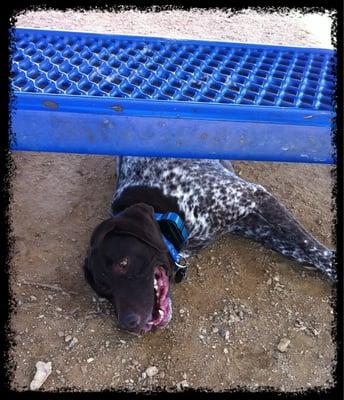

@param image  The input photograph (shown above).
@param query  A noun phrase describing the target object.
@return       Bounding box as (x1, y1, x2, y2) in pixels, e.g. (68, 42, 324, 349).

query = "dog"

(84, 156, 335, 335)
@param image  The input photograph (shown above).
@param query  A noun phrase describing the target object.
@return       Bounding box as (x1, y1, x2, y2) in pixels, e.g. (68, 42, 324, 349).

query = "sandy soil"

(10, 9, 336, 392)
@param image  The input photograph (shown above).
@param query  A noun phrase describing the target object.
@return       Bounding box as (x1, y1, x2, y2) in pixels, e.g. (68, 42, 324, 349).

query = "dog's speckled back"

(112, 156, 335, 280)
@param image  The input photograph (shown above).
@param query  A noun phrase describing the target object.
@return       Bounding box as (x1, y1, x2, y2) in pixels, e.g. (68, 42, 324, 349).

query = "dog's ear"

(113, 203, 167, 252)
(83, 255, 111, 298)
(89, 203, 166, 252)
(90, 218, 117, 247)
(83, 256, 97, 292)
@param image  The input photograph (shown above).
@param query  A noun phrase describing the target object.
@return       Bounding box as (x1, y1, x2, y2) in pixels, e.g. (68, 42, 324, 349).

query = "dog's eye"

(115, 257, 129, 273)
(119, 258, 128, 267)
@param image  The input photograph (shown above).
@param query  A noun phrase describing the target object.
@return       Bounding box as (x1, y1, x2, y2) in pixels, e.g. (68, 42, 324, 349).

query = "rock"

(145, 366, 158, 377)
(30, 295, 37, 301)
(57, 331, 64, 338)
(87, 357, 94, 363)
(30, 361, 52, 390)
(68, 337, 78, 348)
(176, 379, 189, 391)
(219, 328, 226, 338)
(277, 338, 291, 352)
(64, 335, 72, 342)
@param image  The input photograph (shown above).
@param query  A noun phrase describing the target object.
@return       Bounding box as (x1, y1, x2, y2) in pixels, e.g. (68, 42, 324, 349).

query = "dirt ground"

(10, 9, 336, 392)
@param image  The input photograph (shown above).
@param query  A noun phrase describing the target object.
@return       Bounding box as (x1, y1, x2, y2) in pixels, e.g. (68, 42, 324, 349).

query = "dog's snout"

(119, 313, 141, 331)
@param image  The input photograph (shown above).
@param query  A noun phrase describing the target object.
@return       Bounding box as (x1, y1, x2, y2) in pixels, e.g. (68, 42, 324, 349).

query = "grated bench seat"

(10, 28, 336, 163)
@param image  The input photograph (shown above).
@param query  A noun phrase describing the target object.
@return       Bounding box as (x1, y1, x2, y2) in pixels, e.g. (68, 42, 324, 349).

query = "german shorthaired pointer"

(84, 157, 335, 335)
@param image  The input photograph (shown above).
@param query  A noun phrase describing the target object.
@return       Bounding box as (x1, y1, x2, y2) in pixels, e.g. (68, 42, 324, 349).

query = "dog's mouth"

(143, 265, 172, 333)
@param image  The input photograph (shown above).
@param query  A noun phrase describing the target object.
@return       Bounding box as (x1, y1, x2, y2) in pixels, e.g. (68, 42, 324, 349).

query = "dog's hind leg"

(229, 187, 336, 281)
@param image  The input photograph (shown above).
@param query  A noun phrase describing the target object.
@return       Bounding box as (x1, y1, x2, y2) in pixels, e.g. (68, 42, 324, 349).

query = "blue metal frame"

(10, 28, 336, 163)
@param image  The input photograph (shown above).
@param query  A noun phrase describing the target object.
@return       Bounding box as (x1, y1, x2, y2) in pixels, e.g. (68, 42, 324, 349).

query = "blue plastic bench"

(10, 28, 336, 163)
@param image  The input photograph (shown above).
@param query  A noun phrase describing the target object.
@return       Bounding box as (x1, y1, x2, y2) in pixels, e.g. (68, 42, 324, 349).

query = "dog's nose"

(119, 313, 141, 331)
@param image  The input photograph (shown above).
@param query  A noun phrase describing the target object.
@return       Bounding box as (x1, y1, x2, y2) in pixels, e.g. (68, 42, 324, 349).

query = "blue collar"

(154, 212, 190, 283)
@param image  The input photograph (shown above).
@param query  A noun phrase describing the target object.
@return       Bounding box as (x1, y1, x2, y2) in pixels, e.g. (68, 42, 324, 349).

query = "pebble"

(277, 338, 291, 352)
(57, 331, 65, 338)
(212, 327, 219, 333)
(68, 337, 78, 348)
(219, 328, 226, 338)
(81, 365, 87, 374)
(30, 295, 37, 301)
(145, 366, 159, 377)
(223, 348, 228, 354)
(225, 331, 230, 341)
(176, 380, 189, 391)
(87, 357, 94, 363)
(64, 335, 72, 342)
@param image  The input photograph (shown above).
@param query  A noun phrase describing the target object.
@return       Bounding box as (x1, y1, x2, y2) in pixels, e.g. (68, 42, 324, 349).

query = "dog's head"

(84, 203, 174, 335)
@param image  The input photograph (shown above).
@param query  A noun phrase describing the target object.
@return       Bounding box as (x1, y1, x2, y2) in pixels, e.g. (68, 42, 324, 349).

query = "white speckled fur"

(112, 156, 336, 281)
